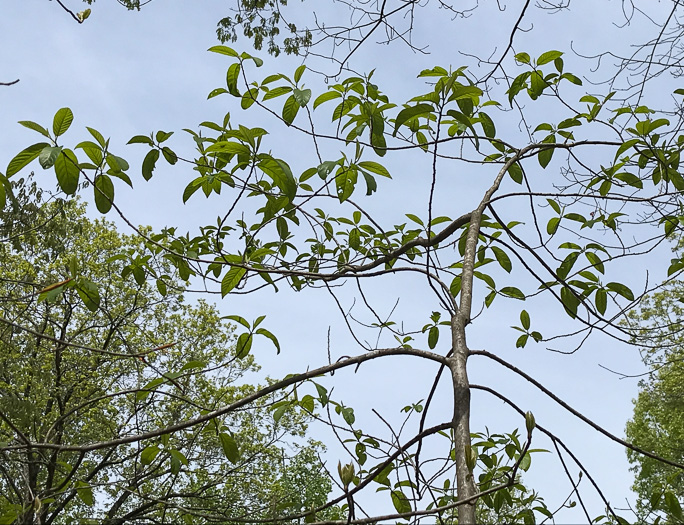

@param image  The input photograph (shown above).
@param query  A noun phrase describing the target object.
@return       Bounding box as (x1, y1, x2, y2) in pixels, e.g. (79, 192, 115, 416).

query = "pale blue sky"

(2, 1, 678, 521)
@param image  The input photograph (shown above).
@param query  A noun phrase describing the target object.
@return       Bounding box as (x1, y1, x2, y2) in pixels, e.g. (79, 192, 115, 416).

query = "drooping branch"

(471, 349, 684, 471)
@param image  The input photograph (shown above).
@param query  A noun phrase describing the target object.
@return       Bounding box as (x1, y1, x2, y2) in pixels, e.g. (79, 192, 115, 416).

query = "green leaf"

(273, 403, 288, 423)
(259, 157, 297, 201)
(614, 172, 643, 189)
(393, 103, 433, 136)
(7, 142, 50, 176)
(94, 174, 114, 213)
(87, 126, 107, 147)
(263, 85, 292, 101)
(614, 138, 641, 160)
(76, 141, 103, 165)
(313, 90, 342, 109)
(606, 282, 634, 301)
(241, 87, 259, 109)
(537, 50, 563, 65)
(500, 287, 525, 300)
(294, 64, 306, 83)
(142, 149, 160, 181)
(520, 309, 530, 330)
(76, 482, 94, 506)
(255, 328, 281, 353)
(221, 266, 246, 297)
(391, 490, 412, 514)
(162, 147, 177, 165)
(547, 198, 561, 214)
(519, 452, 532, 471)
(170, 449, 188, 475)
(54, 149, 80, 194)
(226, 63, 241, 97)
(293, 88, 312, 107)
(595, 288, 607, 315)
(335, 166, 358, 202)
(39, 146, 62, 169)
(179, 360, 205, 371)
(208, 87, 229, 99)
(52, 107, 74, 137)
(479, 111, 496, 138)
(208, 45, 238, 57)
(428, 326, 439, 349)
(507, 162, 523, 184)
(0, 173, 7, 210)
(206, 141, 250, 155)
(406, 213, 424, 226)
(358, 161, 391, 178)
(562, 72, 583, 85)
(219, 432, 240, 463)
(538, 142, 555, 168)
(106, 154, 129, 173)
(282, 95, 299, 125)
(18, 120, 50, 138)
(341, 406, 355, 425)
(349, 228, 360, 249)
(141, 445, 160, 465)
(155, 130, 173, 143)
(585, 251, 605, 274)
(664, 491, 683, 521)
(236, 332, 253, 358)
(515, 52, 530, 64)
(560, 287, 579, 318)
(77, 278, 101, 312)
(300, 394, 315, 413)
(314, 382, 328, 406)
(127, 135, 153, 145)
(491, 246, 512, 273)
(239, 50, 263, 67)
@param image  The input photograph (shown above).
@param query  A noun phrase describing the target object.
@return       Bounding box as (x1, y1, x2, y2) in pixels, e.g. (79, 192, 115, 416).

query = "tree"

(0, 177, 337, 524)
(625, 248, 684, 523)
(7, 4, 684, 525)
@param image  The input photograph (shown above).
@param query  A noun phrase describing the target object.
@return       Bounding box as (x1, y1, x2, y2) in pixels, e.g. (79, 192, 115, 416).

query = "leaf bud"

(525, 411, 536, 435)
(338, 460, 355, 489)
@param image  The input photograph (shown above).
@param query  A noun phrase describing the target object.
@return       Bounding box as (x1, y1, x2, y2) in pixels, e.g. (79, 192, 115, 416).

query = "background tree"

(625, 244, 684, 523)
(0, 177, 337, 524)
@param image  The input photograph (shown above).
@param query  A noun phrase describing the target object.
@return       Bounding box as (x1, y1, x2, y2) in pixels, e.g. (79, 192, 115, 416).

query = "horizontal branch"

(0, 346, 447, 453)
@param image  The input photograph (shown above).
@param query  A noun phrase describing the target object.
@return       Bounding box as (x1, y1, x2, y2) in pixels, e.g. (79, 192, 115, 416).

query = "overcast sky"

(2, 0, 678, 521)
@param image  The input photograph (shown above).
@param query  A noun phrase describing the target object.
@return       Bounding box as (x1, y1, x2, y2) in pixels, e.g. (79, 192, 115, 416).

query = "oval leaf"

(94, 174, 114, 213)
(54, 148, 80, 194)
(53, 107, 74, 137)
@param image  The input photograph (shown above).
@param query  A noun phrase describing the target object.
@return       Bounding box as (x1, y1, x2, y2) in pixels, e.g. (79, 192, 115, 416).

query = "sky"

(1, 0, 680, 522)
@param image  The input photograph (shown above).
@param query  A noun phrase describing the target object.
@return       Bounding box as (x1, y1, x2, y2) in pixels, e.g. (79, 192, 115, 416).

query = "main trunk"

(450, 313, 477, 524)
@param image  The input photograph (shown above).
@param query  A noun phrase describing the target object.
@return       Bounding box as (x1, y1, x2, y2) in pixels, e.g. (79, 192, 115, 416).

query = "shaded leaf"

(39, 146, 62, 169)
(54, 148, 80, 194)
(94, 174, 114, 213)
(142, 149, 160, 181)
(219, 432, 240, 463)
